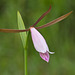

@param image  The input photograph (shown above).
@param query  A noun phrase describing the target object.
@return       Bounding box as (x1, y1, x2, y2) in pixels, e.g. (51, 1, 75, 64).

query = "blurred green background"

(0, 0, 75, 75)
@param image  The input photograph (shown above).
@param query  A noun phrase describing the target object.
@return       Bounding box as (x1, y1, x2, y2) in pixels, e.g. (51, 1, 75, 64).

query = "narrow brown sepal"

(35, 11, 72, 29)
(31, 6, 51, 27)
(0, 29, 29, 33)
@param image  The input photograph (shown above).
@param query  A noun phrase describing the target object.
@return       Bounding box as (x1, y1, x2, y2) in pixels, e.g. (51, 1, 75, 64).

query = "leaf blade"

(17, 11, 27, 48)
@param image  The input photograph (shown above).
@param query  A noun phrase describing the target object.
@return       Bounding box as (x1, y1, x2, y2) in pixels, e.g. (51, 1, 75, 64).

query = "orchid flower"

(0, 6, 72, 62)
(30, 27, 54, 62)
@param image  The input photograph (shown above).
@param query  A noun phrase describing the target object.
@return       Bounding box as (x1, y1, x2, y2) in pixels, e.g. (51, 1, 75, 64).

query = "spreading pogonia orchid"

(30, 27, 54, 62)
(0, 6, 72, 62)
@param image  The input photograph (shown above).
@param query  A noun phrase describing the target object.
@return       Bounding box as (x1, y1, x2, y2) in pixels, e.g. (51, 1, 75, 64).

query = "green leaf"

(17, 11, 27, 48)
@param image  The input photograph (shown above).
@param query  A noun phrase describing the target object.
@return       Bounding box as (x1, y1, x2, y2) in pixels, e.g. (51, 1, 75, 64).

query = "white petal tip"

(49, 51, 55, 54)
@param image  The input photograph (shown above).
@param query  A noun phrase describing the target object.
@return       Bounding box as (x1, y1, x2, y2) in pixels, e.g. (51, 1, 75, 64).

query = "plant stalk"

(24, 49, 27, 75)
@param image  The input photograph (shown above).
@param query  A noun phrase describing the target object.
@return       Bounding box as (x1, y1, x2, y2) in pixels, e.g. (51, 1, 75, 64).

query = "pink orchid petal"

(40, 51, 49, 62)
(30, 27, 49, 53)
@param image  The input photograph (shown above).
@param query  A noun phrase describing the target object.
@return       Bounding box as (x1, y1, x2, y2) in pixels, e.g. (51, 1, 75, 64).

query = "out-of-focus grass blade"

(17, 11, 27, 48)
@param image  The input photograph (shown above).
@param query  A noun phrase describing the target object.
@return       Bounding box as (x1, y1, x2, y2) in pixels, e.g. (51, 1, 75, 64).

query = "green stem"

(24, 32, 29, 75)
(24, 49, 27, 75)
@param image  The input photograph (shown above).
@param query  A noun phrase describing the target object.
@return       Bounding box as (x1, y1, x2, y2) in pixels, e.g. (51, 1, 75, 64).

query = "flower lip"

(40, 51, 50, 62)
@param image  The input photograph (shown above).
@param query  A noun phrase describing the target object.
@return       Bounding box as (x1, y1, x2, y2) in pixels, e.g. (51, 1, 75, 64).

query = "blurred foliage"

(0, 0, 75, 75)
